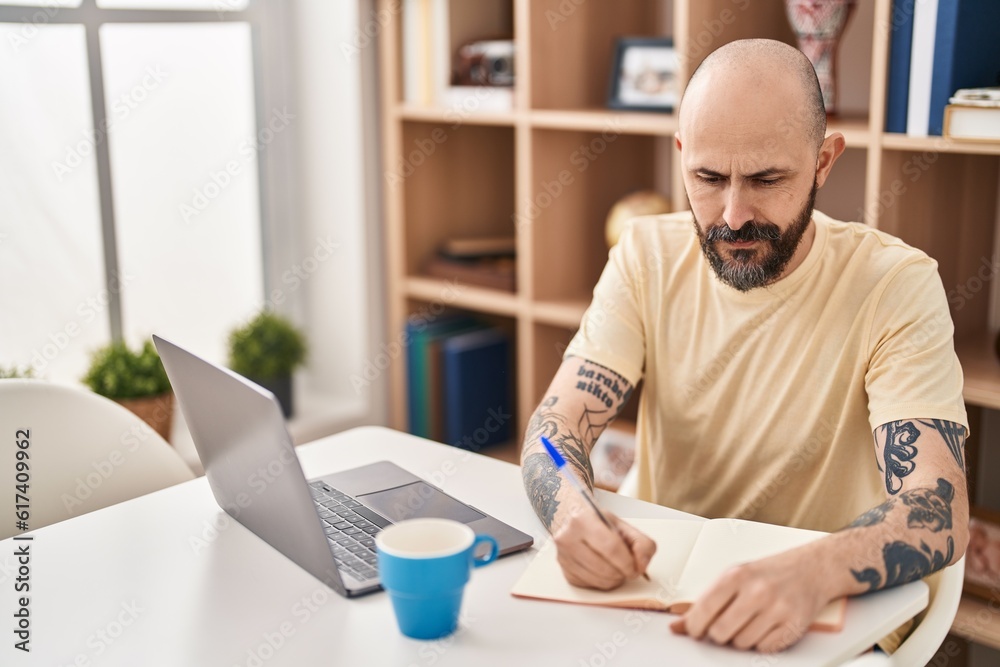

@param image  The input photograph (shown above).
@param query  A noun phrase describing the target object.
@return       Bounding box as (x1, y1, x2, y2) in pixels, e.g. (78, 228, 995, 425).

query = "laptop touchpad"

(357, 482, 486, 523)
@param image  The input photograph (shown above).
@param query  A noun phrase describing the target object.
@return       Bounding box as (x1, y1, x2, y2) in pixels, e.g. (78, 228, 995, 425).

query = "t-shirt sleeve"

(563, 222, 647, 387)
(865, 258, 968, 433)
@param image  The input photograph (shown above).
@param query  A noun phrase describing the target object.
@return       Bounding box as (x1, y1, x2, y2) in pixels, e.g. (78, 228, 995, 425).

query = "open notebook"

(511, 517, 846, 632)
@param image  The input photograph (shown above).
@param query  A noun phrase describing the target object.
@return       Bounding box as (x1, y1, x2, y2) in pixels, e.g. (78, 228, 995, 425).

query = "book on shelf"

(404, 317, 513, 449)
(926, 0, 1000, 136)
(424, 254, 516, 292)
(441, 327, 512, 449)
(944, 104, 1000, 141)
(906, 0, 940, 137)
(405, 315, 481, 438)
(951, 86, 1000, 107)
(885, 0, 917, 133)
(441, 236, 515, 258)
(511, 517, 847, 632)
(402, 0, 433, 106)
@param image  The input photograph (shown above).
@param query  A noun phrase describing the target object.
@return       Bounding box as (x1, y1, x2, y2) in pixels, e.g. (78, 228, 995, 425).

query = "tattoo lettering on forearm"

(522, 452, 562, 529)
(917, 419, 966, 471)
(903, 477, 954, 532)
(851, 536, 955, 592)
(573, 361, 631, 410)
(879, 420, 920, 494)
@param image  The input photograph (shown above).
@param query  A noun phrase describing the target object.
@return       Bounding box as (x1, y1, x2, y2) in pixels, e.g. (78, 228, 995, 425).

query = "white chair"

(0, 379, 195, 539)
(842, 558, 965, 666)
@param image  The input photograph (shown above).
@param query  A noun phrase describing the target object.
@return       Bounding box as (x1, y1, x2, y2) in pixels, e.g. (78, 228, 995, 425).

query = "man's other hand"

(669, 544, 832, 653)
(552, 501, 657, 590)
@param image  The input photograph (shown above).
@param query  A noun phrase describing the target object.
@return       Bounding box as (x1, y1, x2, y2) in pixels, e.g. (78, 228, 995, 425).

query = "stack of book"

(405, 314, 513, 451)
(944, 87, 1000, 141)
(423, 236, 516, 293)
(885, 0, 1000, 137)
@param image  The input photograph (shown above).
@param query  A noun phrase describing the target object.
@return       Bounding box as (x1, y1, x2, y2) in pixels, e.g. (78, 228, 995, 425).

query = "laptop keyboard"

(309, 482, 385, 582)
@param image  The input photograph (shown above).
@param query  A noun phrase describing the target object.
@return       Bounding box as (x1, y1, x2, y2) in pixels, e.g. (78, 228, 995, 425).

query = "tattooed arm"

(837, 419, 968, 592)
(520, 355, 656, 590)
(674, 418, 969, 653)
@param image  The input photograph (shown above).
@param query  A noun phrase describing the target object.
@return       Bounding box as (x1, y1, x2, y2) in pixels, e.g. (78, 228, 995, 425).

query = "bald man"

(520, 39, 968, 654)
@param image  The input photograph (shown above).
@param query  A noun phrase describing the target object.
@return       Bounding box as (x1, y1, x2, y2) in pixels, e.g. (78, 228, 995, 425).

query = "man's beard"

(694, 183, 818, 292)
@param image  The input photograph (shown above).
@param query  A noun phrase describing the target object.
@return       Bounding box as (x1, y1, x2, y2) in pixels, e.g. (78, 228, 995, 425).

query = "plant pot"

(254, 375, 293, 418)
(116, 391, 174, 442)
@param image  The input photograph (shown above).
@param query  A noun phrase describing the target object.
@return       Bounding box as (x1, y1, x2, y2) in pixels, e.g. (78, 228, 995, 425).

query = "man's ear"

(674, 131, 682, 152)
(815, 133, 846, 188)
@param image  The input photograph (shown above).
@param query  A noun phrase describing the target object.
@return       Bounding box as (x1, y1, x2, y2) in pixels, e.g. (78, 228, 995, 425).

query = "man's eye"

(756, 178, 780, 186)
(698, 174, 722, 184)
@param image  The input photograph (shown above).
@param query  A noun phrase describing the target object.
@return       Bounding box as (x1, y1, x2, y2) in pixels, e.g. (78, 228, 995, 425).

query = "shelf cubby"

(399, 121, 516, 280)
(528, 0, 672, 111)
(528, 128, 671, 302)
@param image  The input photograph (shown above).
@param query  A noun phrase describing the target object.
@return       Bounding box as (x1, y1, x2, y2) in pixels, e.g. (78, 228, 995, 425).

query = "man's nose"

(722, 185, 754, 231)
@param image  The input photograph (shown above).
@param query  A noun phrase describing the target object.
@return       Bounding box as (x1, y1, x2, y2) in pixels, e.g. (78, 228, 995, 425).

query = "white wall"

(284, 0, 387, 433)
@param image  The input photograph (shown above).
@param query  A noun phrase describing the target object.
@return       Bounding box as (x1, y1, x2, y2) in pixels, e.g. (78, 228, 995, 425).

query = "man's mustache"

(705, 221, 782, 243)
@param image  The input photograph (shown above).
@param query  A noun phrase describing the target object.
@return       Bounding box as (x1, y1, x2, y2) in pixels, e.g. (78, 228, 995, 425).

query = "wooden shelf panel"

(882, 133, 1000, 156)
(404, 276, 521, 317)
(957, 335, 1000, 410)
(531, 299, 588, 329)
(952, 593, 1000, 650)
(828, 114, 871, 147)
(529, 109, 678, 136)
(396, 105, 519, 127)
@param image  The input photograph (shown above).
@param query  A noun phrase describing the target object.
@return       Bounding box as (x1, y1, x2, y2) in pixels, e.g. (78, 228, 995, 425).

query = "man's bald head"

(679, 39, 826, 152)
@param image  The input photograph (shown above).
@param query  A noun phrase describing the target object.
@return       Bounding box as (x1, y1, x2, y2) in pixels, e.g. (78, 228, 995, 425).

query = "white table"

(0, 426, 926, 666)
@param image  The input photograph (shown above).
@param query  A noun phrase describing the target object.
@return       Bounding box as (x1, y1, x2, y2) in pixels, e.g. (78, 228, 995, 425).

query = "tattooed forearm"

(522, 452, 562, 529)
(902, 477, 954, 532)
(917, 419, 966, 471)
(849, 498, 896, 528)
(845, 477, 960, 592)
(851, 536, 955, 592)
(521, 357, 635, 532)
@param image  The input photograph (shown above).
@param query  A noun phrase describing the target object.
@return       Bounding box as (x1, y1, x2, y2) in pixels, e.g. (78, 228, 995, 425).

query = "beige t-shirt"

(566, 210, 968, 533)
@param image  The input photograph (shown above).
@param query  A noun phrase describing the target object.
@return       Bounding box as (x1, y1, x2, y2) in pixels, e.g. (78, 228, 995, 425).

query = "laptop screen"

(358, 481, 486, 524)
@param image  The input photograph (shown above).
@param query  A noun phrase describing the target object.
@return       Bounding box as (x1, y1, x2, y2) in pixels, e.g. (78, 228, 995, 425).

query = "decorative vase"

(255, 375, 294, 418)
(116, 391, 174, 442)
(783, 0, 856, 115)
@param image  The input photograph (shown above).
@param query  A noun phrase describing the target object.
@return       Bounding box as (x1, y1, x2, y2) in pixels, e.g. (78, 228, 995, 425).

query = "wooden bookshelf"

(378, 0, 1000, 649)
(953, 593, 1000, 651)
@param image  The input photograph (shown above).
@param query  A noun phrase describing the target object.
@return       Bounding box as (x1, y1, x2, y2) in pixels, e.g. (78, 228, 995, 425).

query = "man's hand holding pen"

(541, 436, 657, 589)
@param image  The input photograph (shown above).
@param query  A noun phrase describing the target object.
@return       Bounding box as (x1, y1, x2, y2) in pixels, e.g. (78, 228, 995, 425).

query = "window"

(0, 0, 274, 380)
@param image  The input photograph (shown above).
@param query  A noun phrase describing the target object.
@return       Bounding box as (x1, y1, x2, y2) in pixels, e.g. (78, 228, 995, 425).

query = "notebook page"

(510, 518, 704, 609)
(672, 518, 844, 630)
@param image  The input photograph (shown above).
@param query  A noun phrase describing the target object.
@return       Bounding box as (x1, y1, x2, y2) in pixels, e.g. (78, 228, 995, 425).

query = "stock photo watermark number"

(13, 428, 33, 652)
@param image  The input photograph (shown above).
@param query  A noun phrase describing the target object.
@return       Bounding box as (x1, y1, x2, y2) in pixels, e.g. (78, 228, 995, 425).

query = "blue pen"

(541, 435, 650, 580)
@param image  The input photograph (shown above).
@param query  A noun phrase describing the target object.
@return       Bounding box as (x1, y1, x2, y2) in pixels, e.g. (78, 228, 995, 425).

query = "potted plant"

(0, 365, 35, 379)
(228, 311, 307, 418)
(82, 340, 173, 441)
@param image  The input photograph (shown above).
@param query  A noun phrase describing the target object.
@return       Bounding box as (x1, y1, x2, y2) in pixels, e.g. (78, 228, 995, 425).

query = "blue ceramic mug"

(376, 518, 499, 640)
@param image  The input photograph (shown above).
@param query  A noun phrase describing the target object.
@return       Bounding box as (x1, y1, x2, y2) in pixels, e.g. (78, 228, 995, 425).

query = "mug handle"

(472, 534, 499, 568)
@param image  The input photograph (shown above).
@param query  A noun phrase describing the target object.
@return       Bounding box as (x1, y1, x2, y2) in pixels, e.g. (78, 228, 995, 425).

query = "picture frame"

(606, 37, 680, 112)
(965, 504, 1000, 602)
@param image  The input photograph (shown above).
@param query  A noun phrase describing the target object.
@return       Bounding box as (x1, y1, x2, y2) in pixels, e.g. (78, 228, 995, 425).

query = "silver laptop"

(153, 334, 533, 597)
